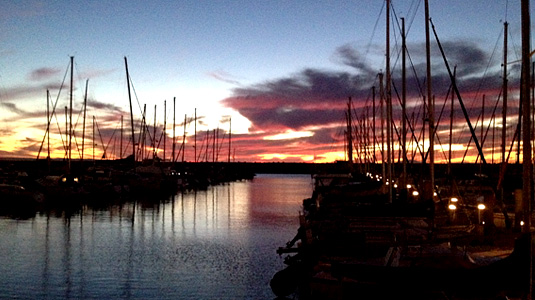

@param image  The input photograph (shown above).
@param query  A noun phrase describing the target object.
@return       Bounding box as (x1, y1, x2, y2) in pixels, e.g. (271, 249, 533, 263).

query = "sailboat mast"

(65, 106, 68, 159)
(120, 115, 123, 159)
(372, 86, 376, 164)
(82, 79, 88, 163)
(425, 0, 435, 199)
(386, 0, 393, 202)
(124, 57, 136, 170)
(448, 68, 456, 174)
(68, 56, 73, 172)
(47, 90, 50, 161)
(153, 104, 157, 159)
(213, 129, 216, 162)
(363, 108, 368, 167)
(228, 117, 232, 163)
(519, 1, 533, 296)
(172, 97, 176, 163)
(194, 108, 197, 163)
(182, 114, 186, 163)
(520, 0, 531, 232)
(379, 73, 385, 182)
(401, 17, 407, 185)
(347, 97, 353, 164)
(163, 100, 166, 162)
(93, 116, 95, 163)
(481, 95, 485, 164)
(502, 22, 508, 165)
(141, 104, 146, 160)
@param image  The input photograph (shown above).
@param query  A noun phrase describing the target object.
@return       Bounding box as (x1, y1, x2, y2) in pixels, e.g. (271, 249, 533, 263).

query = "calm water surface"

(0, 174, 312, 299)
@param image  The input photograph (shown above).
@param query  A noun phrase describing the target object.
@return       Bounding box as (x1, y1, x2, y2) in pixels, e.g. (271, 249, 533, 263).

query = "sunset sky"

(0, 1, 528, 163)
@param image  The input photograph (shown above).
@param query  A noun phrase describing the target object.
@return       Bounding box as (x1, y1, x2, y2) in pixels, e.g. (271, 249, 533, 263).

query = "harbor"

(2, 1, 535, 299)
(0, 173, 313, 299)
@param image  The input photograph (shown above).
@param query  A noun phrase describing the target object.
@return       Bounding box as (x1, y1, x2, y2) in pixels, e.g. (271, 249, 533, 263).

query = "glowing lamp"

(412, 191, 419, 196)
(448, 204, 457, 210)
(477, 204, 486, 210)
(450, 197, 458, 202)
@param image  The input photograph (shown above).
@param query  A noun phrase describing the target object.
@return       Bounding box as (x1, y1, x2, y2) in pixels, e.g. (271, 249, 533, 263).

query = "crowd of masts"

(342, 0, 535, 213)
(36, 57, 235, 170)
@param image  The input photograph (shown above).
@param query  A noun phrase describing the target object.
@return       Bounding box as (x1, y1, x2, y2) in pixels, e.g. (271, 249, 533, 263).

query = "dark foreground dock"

(271, 165, 533, 300)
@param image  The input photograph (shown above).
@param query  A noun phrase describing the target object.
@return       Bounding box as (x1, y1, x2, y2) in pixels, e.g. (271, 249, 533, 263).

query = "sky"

(0, 0, 529, 163)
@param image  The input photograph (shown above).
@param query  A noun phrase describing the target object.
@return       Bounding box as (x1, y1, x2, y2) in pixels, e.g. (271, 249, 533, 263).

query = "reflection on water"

(0, 174, 312, 299)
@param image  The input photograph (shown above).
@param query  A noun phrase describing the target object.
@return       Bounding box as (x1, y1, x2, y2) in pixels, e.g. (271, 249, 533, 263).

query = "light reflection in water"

(0, 174, 312, 299)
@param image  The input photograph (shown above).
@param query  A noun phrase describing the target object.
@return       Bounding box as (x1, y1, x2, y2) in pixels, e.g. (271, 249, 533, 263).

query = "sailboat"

(35, 57, 87, 205)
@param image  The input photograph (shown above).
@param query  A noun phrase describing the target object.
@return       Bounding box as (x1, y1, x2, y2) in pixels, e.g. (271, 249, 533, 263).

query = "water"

(0, 174, 312, 299)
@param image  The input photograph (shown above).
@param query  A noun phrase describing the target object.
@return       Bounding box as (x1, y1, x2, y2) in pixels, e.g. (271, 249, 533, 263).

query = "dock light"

(385, 182, 389, 185)
(450, 197, 458, 202)
(406, 184, 412, 189)
(433, 192, 437, 196)
(74, 177, 79, 183)
(448, 204, 457, 210)
(521, 221, 525, 226)
(62, 177, 66, 182)
(477, 204, 486, 224)
(393, 184, 398, 188)
(412, 191, 419, 196)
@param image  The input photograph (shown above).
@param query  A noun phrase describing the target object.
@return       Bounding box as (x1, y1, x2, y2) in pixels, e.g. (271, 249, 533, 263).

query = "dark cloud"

(29, 67, 62, 81)
(88, 99, 124, 112)
(218, 38, 520, 161)
(333, 44, 376, 76)
(408, 40, 488, 75)
(0, 82, 65, 103)
(0, 85, 46, 102)
(223, 67, 366, 133)
(440, 40, 488, 76)
(0, 102, 27, 115)
(224, 40, 500, 134)
(398, 40, 501, 96)
(231, 69, 363, 103)
(306, 127, 342, 145)
(240, 107, 342, 131)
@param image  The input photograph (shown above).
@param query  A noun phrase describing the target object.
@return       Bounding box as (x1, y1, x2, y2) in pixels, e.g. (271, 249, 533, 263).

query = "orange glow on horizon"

(263, 130, 314, 141)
